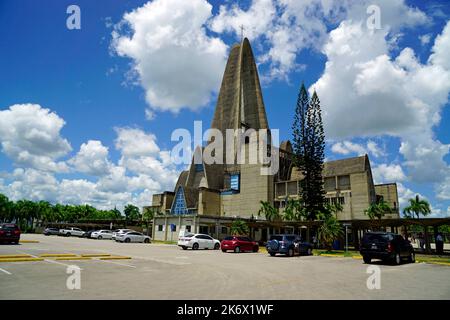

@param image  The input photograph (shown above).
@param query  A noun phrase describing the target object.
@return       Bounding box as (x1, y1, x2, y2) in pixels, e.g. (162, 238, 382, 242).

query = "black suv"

(266, 234, 313, 257)
(360, 232, 415, 265)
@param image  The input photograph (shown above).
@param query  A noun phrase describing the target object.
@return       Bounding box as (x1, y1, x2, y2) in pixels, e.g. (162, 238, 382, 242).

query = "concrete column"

(151, 216, 156, 240)
(424, 225, 431, 253)
(164, 216, 168, 241)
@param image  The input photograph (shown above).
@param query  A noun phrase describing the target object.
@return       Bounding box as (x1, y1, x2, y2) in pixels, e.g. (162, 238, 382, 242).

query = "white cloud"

(436, 176, 450, 201)
(114, 127, 160, 157)
(209, 0, 428, 81)
(419, 33, 431, 45)
(111, 0, 228, 113)
(312, 19, 450, 184)
(0, 117, 179, 211)
(69, 140, 112, 176)
(331, 141, 366, 156)
(330, 140, 384, 158)
(0, 104, 71, 172)
(372, 164, 407, 184)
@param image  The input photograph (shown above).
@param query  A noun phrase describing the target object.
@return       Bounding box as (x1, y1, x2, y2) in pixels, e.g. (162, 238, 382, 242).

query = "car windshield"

(363, 233, 393, 242)
(1, 224, 17, 231)
(270, 235, 283, 241)
(223, 236, 234, 240)
(183, 234, 194, 238)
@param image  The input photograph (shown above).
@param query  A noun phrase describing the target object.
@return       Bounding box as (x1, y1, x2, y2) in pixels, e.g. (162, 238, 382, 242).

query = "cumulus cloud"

(0, 104, 71, 172)
(69, 140, 112, 176)
(330, 140, 384, 158)
(0, 113, 179, 210)
(372, 164, 407, 184)
(111, 0, 228, 114)
(114, 127, 160, 157)
(312, 19, 450, 184)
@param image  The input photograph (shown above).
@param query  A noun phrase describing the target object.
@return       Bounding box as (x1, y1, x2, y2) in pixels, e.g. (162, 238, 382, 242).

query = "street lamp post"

(343, 223, 351, 254)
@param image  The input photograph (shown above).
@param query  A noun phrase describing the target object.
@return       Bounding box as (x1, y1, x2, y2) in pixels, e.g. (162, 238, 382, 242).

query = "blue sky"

(0, 0, 449, 215)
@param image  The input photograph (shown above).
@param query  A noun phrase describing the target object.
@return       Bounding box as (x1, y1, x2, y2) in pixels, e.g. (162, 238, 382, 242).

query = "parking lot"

(1, 234, 449, 299)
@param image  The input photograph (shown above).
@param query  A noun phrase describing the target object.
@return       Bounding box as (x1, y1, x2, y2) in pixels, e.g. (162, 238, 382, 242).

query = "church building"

(147, 38, 400, 242)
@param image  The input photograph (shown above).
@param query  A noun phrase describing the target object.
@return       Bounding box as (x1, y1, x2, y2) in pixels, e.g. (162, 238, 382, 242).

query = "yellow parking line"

(19, 240, 40, 243)
(319, 254, 344, 257)
(39, 253, 78, 257)
(54, 256, 92, 261)
(0, 257, 44, 263)
(80, 254, 111, 257)
(0, 254, 32, 259)
(352, 256, 363, 259)
(99, 256, 131, 260)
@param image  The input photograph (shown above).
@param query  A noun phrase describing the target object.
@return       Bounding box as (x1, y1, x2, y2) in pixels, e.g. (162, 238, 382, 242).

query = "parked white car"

(59, 227, 85, 237)
(91, 230, 113, 240)
(178, 233, 221, 250)
(116, 231, 151, 243)
(112, 229, 132, 240)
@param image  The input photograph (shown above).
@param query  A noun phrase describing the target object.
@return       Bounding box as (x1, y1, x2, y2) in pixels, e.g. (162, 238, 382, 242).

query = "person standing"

(418, 233, 425, 251)
(435, 232, 444, 255)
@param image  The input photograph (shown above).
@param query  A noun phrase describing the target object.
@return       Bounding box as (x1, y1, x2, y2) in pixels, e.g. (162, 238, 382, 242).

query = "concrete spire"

(210, 38, 269, 133)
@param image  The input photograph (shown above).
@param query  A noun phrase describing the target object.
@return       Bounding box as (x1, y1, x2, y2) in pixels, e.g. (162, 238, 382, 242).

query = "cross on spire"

(240, 24, 245, 43)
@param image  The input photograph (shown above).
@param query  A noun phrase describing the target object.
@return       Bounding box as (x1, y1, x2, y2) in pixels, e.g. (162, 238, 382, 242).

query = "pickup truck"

(59, 227, 85, 237)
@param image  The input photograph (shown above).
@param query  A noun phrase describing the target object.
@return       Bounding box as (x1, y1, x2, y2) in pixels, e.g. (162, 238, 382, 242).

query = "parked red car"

(0, 223, 21, 244)
(221, 236, 259, 253)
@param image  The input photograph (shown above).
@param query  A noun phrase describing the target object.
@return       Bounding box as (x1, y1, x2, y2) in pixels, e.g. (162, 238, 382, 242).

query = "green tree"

(403, 195, 431, 219)
(257, 201, 281, 222)
(0, 194, 13, 223)
(317, 214, 343, 251)
(365, 200, 392, 221)
(292, 84, 326, 220)
(124, 204, 141, 221)
(325, 202, 343, 219)
(37, 201, 53, 225)
(230, 219, 249, 236)
(283, 199, 307, 221)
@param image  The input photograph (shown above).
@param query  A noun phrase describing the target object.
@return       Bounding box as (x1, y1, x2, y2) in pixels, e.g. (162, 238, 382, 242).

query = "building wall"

(375, 183, 400, 219)
(348, 172, 373, 219)
(220, 141, 274, 218)
(199, 188, 221, 216)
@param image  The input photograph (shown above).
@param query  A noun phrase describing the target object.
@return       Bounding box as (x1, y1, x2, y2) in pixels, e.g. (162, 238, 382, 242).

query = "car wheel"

(124, 238, 131, 243)
(409, 251, 415, 263)
(363, 256, 371, 264)
(66, 233, 71, 237)
(98, 236, 102, 240)
(269, 252, 276, 257)
(221, 249, 226, 253)
(144, 238, 150, 243)
(287, 247, 294, 257)
(182, 246, 187, 250)
(253, 246, 259, 252)
(192, 243, 199, 250)
(214, 243, 220, 250)
(307, 248, 312, 256)
(394, 253, 401, 265)
(234, 246, 241, 253)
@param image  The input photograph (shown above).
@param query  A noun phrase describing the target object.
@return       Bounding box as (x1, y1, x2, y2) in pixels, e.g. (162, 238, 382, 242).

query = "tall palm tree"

(317, 214, 343, 251)
(403, 195, 431, 219)
(258, 201, 281, 222)
(0, 194, 13, 223)
(230, 219, 249, 236)
(364, 200, 392, 221)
